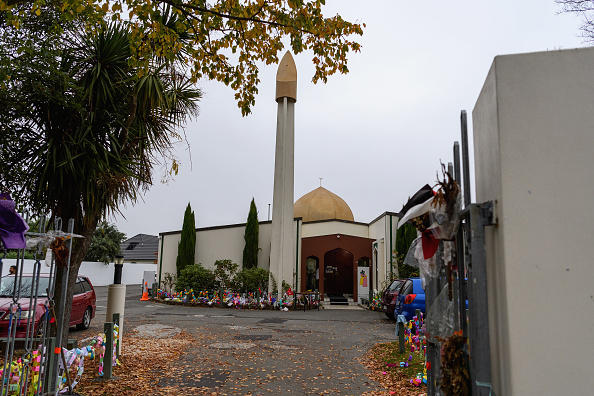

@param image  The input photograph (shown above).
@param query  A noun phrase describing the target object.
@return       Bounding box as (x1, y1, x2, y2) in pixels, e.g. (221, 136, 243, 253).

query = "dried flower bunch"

(438, 333, 470, 396)
(432, 163, 461, 220)
(50, 237, 69, 267)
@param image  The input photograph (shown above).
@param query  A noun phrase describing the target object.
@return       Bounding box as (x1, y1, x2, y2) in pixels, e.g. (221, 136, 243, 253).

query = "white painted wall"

(1, 259, 155, 286)
(368, 214, 397, 288)
(369, 217, 385, 292)
(473, 47, 594, 396)
(158, 222, 274, 281)
(301, 221, 369, 238)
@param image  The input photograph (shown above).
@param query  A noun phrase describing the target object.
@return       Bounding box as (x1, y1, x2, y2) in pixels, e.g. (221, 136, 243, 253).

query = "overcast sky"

(113, 0, 584, 238)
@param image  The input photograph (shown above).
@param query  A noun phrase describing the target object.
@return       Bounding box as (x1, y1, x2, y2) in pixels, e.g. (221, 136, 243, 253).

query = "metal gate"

(423, 111, 496, 396)
(0, 216, 77, 395)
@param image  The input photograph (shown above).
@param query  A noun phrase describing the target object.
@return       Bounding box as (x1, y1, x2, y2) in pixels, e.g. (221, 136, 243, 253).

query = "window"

(125, 242, 138, 250)
(81, 279, 92, 292)
(73, 281, 85, 295)
(400, 281, 413, 296)
(388, 280, 404, 291)
(0, 276, 50, 297)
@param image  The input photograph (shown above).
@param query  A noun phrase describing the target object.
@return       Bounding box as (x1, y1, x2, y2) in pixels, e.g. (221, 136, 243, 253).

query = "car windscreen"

(0, 276, 50, 297)
(388, 280, 404, 291)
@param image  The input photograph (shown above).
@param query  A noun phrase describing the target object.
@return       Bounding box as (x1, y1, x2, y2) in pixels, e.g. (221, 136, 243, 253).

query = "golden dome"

(294, 187, 354, 222)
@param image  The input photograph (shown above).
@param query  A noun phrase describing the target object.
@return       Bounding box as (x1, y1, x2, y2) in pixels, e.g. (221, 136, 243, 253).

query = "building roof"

(294, 187, 355, 222)
(120, 234, 158, 262)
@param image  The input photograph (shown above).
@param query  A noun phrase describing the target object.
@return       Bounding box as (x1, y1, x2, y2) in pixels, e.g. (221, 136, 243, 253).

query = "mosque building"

(157, 186, 398, 305)
(158, 51, 399, 305)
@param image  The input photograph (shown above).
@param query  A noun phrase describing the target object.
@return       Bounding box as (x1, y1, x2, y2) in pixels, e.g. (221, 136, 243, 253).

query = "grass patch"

(361, 341, 427, 396)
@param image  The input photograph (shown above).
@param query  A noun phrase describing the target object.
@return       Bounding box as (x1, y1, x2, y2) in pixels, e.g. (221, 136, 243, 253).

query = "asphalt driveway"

(76, 286, 396, 395)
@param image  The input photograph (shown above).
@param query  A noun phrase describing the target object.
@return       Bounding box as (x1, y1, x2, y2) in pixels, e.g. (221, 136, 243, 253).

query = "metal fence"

(423, 111, 496, 396)
(0, 216, 77, 395)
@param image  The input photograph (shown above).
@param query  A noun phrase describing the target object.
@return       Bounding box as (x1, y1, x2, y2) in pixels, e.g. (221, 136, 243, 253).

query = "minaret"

(269, 51, 297, 296)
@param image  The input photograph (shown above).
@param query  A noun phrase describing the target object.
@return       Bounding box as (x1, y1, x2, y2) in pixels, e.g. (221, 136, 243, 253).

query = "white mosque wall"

(301, 221, 369, 239)
(473, 47, 594, 395)
(158, 232, 180, 279)
(368, 216, 385, 292)
(368, 213, 398, 290)
(158, 221, 275, 283)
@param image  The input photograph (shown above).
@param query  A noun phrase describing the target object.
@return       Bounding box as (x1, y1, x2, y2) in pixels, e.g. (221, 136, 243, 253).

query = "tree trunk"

(53, 216, 97, 346)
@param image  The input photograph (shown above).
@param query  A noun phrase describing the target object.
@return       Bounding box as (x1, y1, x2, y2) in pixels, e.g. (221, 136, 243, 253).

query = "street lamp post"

(106, 254, 126, 356)
(114, 255, 124, 284)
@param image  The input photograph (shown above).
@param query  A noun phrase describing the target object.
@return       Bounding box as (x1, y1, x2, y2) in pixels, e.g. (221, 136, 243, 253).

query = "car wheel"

(77, 308, 92, 330)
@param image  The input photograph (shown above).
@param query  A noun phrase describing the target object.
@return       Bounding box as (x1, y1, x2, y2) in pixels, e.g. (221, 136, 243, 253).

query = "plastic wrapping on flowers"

(425, 283, 455, 343)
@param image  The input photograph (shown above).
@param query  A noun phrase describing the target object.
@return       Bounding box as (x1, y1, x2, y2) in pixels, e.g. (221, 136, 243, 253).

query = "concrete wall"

(473, 47, 594, 395)
(2, 259, 156, 286)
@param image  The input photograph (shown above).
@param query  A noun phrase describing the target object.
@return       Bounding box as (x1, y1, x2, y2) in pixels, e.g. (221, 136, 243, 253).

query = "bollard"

(398, 322, 405, 353)
(112, 313, 120, 360)
(45, 337, 57, 392)
(103, 322, 114, 379)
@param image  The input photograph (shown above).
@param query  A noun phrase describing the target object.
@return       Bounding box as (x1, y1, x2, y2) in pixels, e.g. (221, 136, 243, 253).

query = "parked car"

(0, 274, 96, 337)
(394, 277, 425, 321)
(382, 279, 405, 319)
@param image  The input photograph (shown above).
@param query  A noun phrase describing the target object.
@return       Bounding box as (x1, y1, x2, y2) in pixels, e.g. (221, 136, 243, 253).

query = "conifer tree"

(176, 203, 196, 276)
(242, 198, 259, 269)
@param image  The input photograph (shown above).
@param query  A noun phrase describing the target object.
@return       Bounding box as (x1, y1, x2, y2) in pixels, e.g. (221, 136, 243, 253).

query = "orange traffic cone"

(140, 282, 149, 301)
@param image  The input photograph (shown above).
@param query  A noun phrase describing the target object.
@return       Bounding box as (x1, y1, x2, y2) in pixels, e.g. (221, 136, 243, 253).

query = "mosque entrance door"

(323, 248, 354, 297)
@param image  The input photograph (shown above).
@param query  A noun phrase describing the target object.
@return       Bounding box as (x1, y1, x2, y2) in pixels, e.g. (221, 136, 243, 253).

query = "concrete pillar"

(106, 284, 126, 355)
(269, 51, 297, 296)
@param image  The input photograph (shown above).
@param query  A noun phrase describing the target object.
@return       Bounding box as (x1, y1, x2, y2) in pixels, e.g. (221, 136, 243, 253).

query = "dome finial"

(319, 177, 323, 187)
(276, 51, 297, 102)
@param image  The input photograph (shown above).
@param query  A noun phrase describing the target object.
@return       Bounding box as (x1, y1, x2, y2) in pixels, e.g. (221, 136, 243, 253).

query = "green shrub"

(235, 267, 269, 292)
(282, 280, 292, 294)
(176, 264, 215, 292)
(214, 259, 239, 290)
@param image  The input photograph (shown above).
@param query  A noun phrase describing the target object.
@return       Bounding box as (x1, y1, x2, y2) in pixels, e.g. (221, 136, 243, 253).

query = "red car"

(382, 279, 405, 319)
(0, 274, 96, 337)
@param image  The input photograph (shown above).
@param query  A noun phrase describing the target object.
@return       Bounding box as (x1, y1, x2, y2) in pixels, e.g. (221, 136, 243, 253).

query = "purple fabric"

(0, 193, 29, 249)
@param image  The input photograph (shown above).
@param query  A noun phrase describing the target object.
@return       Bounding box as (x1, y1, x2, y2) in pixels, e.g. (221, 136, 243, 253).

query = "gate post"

(103, 322, 114, 379)
(468, 203, 494, 395)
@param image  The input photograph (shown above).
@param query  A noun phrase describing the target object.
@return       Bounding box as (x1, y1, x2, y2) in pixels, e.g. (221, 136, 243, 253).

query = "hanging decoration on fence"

(437, 331, 470, 396)
(425, 283, 456, 342)
(50, 237, 69, 267)
(398, 167, 461, 291)
(0, 326, 119, 395)
(0, 193, 29, 249)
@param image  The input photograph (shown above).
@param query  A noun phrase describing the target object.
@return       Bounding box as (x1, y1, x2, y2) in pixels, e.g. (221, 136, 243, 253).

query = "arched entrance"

(323, 248, 354, 297)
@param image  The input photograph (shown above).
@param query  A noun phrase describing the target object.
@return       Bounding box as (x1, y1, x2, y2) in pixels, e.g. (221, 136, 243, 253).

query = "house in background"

(121, 234, 159, 264)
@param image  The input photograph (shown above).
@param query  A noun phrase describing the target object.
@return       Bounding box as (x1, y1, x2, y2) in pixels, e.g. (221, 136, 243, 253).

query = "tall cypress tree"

(396, 222, 419, 278)
(242, 198, 259, 269)
(176, 203, 196, 276)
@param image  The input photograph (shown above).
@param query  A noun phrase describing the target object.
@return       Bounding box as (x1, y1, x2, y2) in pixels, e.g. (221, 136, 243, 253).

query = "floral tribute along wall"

(0, 326, 119, 395)
(155, 289, 320, 311)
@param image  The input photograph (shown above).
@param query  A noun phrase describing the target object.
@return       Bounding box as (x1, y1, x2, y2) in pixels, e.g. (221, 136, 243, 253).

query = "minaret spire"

(269, 51, 297, 296)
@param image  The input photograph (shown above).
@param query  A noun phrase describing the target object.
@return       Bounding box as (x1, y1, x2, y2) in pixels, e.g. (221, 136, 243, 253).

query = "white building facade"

(157, 186, 398, 303)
